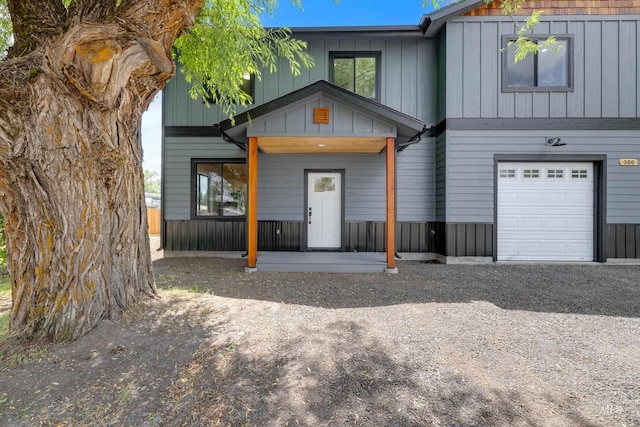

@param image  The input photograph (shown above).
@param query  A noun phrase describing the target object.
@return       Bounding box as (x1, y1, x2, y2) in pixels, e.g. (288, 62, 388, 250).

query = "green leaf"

(175, 0, 314, 117)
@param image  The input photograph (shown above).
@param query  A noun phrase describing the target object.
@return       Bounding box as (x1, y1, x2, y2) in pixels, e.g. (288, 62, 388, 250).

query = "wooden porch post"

(247, 136, 258, 269)
(386, 137, 397, 272)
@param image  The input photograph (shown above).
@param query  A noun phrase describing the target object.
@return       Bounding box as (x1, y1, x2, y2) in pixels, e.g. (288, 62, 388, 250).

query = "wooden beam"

(247, 137, 258, 268)
(386, 137, 396, 270)
(257, 136, 387, 154)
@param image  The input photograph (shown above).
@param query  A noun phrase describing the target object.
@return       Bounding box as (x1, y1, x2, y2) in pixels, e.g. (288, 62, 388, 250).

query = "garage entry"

(497, 162, 594, 261)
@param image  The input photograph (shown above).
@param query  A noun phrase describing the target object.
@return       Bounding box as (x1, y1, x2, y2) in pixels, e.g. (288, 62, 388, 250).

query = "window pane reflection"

(196, 163, 246, 217)
(314, 177, 336, 193)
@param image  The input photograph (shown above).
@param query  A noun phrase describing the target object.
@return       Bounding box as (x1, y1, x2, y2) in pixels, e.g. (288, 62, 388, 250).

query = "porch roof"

(216, 80, 429, 154)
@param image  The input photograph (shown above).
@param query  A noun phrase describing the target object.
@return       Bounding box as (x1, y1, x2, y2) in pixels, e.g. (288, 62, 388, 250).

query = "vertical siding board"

(626, 225, 636, 258)
(164, 78, 175, 127)
(308, 40, 327, 83)
(568, 21, 586, 117)
(456, 223, 466, 256)
(401, 40, 418, 118)
(446, 23, 464, 118)
(617, 225, 627, 258)
(172, 77, 189, 126)
(532, 93, 550, 118)
(619, 21, 637, 117)
(340, 40, 356, 51)
(475, 225, 485, 256)
(584, 21, 603, 117)
(463, 23, 482, 118)
(515, 93, 533, 117)
(480, 22, 499, 118)
(465, 224, 476, 255)
(485, 224, 493, 256)
(436, 32, 447, 122)
(263, 65, 280, 103)
(550, 21, 568, 117)
(497, 22, 515, 118)
(385, 40, 403, 111)
(355, 40, 371, 52)
(371, 40, 386, 103)
(417, 40, 434, 123)
(439, 223, 494, 257)
(602, 21, 620, 118)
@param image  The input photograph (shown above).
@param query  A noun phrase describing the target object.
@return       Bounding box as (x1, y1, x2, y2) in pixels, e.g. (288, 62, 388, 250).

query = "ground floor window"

(193, 161, 247, 217)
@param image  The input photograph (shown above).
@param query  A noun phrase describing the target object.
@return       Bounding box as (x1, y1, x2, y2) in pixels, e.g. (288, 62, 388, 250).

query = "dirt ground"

(0, 251, 639, 426)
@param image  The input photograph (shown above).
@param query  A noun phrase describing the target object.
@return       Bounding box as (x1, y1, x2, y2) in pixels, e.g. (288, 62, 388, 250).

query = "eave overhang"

(217, 80, 429, 154)
(421, 0, 486, 37)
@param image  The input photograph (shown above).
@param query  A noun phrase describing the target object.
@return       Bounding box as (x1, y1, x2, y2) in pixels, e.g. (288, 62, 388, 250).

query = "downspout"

(213, 123, 248, 150)
(396, 125, 432, 152)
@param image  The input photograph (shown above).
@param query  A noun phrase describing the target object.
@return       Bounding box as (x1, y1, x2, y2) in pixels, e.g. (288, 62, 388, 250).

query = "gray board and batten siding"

(163, 35, 438, 215)
(163, 34, 438, 253)
(164, 36, 438, 127)
(436, 15, 640, 259)
(444, 16, 640, 119)
(236, 94, 396, 139)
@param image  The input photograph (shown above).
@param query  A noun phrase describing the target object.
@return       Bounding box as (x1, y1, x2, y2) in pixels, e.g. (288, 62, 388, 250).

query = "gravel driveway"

(151, 258, 640, 426)
(1, 258, 639, 426)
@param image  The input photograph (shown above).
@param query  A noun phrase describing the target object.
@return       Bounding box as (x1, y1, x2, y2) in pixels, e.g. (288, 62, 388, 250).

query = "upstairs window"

(330, 52, 380, 100)
(204, 72, 255, 105)
(193, 161, 247, 218)
(502, 36, 573, 92)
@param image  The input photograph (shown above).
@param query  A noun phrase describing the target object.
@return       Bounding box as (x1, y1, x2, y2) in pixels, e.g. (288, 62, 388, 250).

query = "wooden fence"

(147, 208, 161, 235)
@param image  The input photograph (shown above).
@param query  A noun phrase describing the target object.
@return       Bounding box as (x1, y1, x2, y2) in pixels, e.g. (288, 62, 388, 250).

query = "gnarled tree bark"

(0, 0, 203, 341)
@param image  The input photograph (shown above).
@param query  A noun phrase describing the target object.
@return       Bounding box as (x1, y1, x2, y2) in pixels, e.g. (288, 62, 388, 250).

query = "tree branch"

(6, 0, 67, 57)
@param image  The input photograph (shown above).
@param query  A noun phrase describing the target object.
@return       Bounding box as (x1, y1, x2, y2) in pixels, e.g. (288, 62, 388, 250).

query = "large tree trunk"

(6, 76, 155, 341)
(0, 0, 203, 341)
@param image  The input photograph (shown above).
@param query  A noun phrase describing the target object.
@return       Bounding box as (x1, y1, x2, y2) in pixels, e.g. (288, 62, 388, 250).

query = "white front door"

(307, 172, 342, 249)
(497, 162, 594, 261)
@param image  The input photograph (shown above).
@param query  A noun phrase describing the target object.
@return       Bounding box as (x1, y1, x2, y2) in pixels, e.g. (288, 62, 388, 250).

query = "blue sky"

(261, 0, 433, 27)
(141, 0, 435, 176)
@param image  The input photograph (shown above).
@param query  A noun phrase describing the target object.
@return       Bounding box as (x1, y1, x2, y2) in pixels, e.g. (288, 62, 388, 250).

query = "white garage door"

(497, 162, 594, 261)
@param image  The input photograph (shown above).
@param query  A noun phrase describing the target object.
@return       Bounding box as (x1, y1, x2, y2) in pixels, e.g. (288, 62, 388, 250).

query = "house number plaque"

(619, 159, 639, 166)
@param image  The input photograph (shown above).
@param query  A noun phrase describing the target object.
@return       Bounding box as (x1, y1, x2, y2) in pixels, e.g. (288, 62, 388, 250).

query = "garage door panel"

(498, 241, 593, 261)
(498, 217, 519, 229)
(497, 192, 519, 204)
(518, 193, 544, 205)
(498, 162, 594, 262)
(500, 231, 593, 241)
(499, 206, 592, 216)
(520, 217, 543, 230)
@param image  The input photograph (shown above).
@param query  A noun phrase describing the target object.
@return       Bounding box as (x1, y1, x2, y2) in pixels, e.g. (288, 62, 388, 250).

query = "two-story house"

(161, 0, 640, 271)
